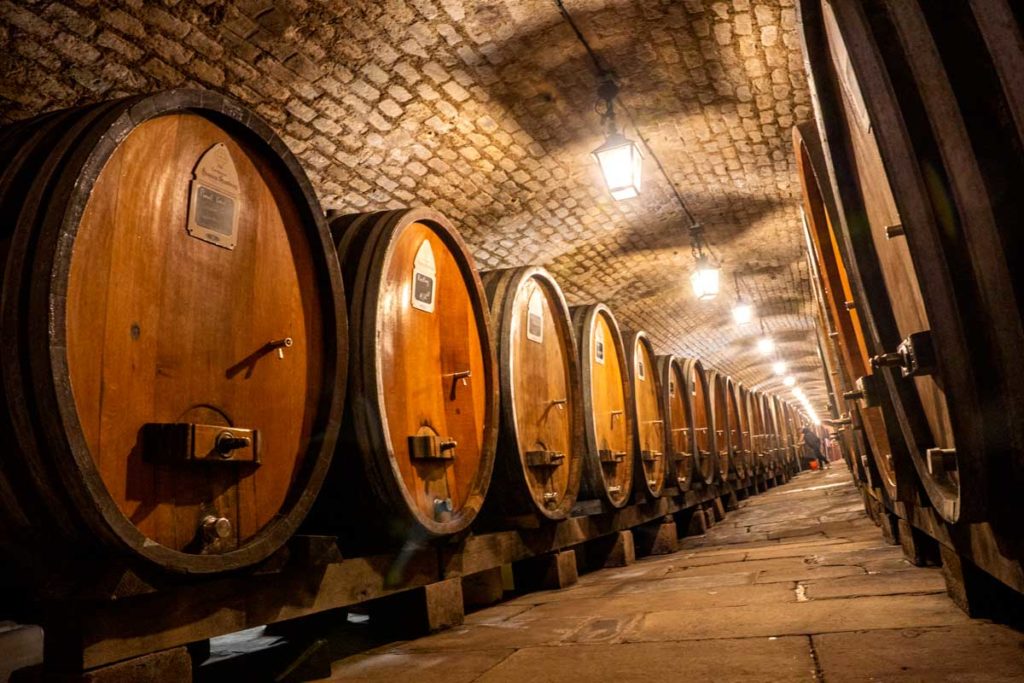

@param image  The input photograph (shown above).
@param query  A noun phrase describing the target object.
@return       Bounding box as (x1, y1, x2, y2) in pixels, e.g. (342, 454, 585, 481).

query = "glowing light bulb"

(732, 301, 754, 324)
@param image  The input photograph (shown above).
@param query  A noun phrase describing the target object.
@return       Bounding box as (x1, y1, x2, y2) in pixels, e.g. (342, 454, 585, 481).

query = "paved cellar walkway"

(327, 468, 1024, 682)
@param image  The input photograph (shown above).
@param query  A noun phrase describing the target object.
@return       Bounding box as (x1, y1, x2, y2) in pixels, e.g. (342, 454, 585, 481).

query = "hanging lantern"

(689, 224, 720, 301)
(690, 254, 720, 300)
(732, 299, 754, 324)
(593, 132, 644, 200)
(592, 77, 643, 201)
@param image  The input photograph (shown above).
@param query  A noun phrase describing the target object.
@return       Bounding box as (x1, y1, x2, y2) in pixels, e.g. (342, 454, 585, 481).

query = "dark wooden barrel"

(0, 90, 346, 576)
(746, 391, 767, 474)
(626, 331, 668, 498)
(480, 266, 584, 523)
(321, 208, 498, 542)
(784, 403, 804, 472)
(739, 384, 758, 478)
(571, 304, 635, 507)
(798, 0, 1024, 522)
(765, 394, 778, 471)
(656, 355, 696, 491)
(708, 370, 733, 481)
(726, 378, 749, 479)
(770, 396, 788, 474)
(794, 120, 914, 502)
(804, 240, 869, 483)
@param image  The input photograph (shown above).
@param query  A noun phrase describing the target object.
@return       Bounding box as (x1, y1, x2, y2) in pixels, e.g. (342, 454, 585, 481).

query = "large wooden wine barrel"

(571, 304, 634, 507)
(725, 378, 749, 479)
(784, 403, 804, 472)
(0, 90, 346, 576)
(794, 120, 914, 503)
(481, 266, 583, 522)
(765, 395, 778, 471)
(626, 331, 668, 498)
(770, 396, 788, 474)
(657, 355, 696, 491)
(803, 231, 869, 483)
(746, 391, 767, 473)
(798, 0, 1024, 522)
(678, 358, 717, 485)
(708, 370, 734, 481)
(737, 384, 756, 477)
(322, 208, 497, 542)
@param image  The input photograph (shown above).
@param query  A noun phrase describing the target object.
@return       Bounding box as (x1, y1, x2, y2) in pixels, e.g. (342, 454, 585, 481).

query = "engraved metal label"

(412, 240, 436, 313)
(595, 325, 605, 365)
(637, 354, 646, 381)
(195, 187, 235, 236)
(187, 143, 241, 249)
(526, 289, 544, 344)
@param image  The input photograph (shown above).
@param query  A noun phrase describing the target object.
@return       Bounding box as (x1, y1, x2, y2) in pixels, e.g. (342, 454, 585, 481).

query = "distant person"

(801, 425, 829, 470)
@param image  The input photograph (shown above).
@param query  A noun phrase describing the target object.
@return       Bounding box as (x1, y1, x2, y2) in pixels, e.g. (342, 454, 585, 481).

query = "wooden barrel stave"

(571, 304, 634, 507)
(481, 266, 584, 522)
(0, 91, 346, 575)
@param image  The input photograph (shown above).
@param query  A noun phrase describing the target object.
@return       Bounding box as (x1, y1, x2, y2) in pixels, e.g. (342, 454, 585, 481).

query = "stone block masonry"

(0, 0, 825, 403)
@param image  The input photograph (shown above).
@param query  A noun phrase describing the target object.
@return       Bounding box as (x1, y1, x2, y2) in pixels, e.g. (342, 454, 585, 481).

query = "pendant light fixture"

(689, 224, 720, 301)
(731, 273, 754, 324)
(591, 77, 644, 201)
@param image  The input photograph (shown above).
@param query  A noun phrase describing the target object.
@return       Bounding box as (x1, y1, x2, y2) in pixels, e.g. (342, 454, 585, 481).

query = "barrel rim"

(36, 89, 347, 573)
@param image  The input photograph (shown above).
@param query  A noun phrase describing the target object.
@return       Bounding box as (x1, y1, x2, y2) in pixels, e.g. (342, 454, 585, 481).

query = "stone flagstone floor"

(327, 467, 1024, 682)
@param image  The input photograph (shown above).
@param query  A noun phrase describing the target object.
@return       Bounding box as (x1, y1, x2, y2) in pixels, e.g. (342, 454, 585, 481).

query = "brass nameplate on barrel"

(187, 143, 241, 249)
(141, 423, 260, 465)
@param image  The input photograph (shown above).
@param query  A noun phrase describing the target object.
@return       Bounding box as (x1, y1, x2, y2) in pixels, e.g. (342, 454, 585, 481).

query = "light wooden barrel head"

(630, 333, 667, 497)
(376, 221, 490, 525)
(65, 112, 328, 555)
(502, 270, 578, 515)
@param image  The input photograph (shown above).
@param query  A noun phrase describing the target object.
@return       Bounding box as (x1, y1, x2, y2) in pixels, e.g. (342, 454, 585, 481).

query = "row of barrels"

(0, 90, 802, 585)
(796, 0, 1024, 565)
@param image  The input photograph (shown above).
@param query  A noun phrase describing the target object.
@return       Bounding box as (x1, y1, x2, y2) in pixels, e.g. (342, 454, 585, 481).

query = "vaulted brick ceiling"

(0, 0, 826, 412)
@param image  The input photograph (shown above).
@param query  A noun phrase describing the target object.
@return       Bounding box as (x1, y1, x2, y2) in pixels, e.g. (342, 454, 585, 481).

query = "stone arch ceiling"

(0, 0, 827, 412)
